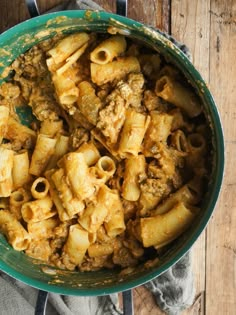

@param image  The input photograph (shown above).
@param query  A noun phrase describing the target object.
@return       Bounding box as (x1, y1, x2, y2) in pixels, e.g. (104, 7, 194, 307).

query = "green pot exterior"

(0, 10, 224, 295)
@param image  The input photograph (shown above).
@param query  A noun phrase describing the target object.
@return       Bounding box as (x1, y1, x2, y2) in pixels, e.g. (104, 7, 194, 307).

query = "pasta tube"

(25, 239, 52, 262)
(95, 156, 116, 182)
(77, 81, 102, 125)
(144, 111, 173, 156)
(5, 116, 36, 149)
(122, 155, 146, 201)
(46, 135, 70, 170)
(0, 210, 30, 250)
(52, 69, 79, 106)
(187, 133, 207, 155)
(104, 188, 125, 238)
(0, 147, 14, 197)
(0, 106, 9, 143)
(12, 150, 31, 189)
(63, 224, 90, 265)
(40, 119, 63, 137)
(21, 196, 55, 223)
(88, 166, 107, 187)
(119, 109, 150, 158)
(57, 42, 88, 75)
(155, 75, 202, 117)
(31, 177, 50, 199)
(47, 32, 90, 64)
(152, 184, 200, 216)
(78, 186, 109, 233)
(9, 188, 31, 220)
(76, 141, 100, 166)
(141, 201, 199, 248)
(90, 35, 127, 64)
(29, 134, 57, 176)
(44, 169, 70, 221)
(88, 242, 114, 258)
(28, 217, 59, 240)
(51, 168, 85, 218)
(91, 56, 140, 85)
(171, 130, 188, 153)
(63, 152, 95, 200)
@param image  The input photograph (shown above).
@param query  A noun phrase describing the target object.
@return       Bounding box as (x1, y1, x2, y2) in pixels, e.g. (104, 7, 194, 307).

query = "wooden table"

(0, 1, 235, 314)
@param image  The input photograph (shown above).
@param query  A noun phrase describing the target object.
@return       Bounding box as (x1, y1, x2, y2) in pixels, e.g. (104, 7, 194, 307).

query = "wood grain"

(0, 0, 29, 32)
(171, 3, 211, 312)
(206, 0, 236, 314)
(94, 0, 115, 12)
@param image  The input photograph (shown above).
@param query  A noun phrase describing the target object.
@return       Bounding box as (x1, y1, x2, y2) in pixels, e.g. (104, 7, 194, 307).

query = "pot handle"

(34, 289, 133, 315)
(35, 290, 48, 315)
(25, 0, 40, 17)
(122, 289, 133, 315)
(116, 0, 127, 16)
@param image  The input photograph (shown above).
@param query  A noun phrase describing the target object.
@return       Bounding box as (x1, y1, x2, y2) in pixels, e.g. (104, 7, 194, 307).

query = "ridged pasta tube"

(0, 147, 14, 197)
(0, 210, 30, 250)
(63, 224, 90, 265)
(90, 35, 127, 64)
(0, 106, 9, 144)
(31, 177, 50, 199)
(21, 196, 55, 223)
(155, 75, 202, 117)
(91, 56, 140, 85)
(140, 201, 199, 248)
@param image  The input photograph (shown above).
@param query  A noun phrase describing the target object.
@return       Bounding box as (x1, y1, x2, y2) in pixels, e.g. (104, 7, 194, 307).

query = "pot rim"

(0, 9, 224, 295)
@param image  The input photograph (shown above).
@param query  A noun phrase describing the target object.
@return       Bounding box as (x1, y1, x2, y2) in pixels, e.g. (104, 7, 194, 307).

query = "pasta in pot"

(0, 31, 212, 272)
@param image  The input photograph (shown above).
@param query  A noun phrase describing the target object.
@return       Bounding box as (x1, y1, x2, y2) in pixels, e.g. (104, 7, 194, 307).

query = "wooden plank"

(94, 0, 116, 12)
(156, 0, 171, 32)
(171, 1, 211, 313)
(128, 0, 157, 28)
(0, 0, 29, 32)
(206, 1, 236, 314)
(37, 0, 64, 13)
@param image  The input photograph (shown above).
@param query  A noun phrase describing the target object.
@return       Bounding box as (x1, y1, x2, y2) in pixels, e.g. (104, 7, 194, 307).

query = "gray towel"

(0, 1, 195, 314)
(0, 252, 194, 315)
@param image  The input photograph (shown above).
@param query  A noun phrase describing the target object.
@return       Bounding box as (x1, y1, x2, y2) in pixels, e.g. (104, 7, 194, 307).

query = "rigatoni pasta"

(140, 202, 199, 248)
(119, 109, 150, 158)
(91, 56, 140, 85)
(12, 150, 31, 189)
(0, 105, 9, 144)
(47, 32, 90, 65)
(62, 224, 90, 266)
(0, 31, 212, 273)
(0, 210, 30, 250)
(77, 81, 102, 125)
(155, 75, 202, 117)
(0, 147, 14, 197)
(9, 188, 30, 220)
(90, 35, 127, 64)
(122, 155, 146, 201)
(29, 134, 57, 176)
(21, 196, 55, 223)
(31, 177, 50, 199)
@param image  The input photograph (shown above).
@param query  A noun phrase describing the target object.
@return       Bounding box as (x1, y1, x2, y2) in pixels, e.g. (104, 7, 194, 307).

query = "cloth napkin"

(0, 1, 195, 314)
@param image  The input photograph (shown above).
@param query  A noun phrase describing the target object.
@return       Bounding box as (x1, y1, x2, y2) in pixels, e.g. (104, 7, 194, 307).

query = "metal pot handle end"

(35, 290, 48, 315)
(25, 0, 40, 17)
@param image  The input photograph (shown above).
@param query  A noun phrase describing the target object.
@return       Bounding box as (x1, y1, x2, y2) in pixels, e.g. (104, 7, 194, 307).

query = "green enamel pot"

(0, 10, 224, 296)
